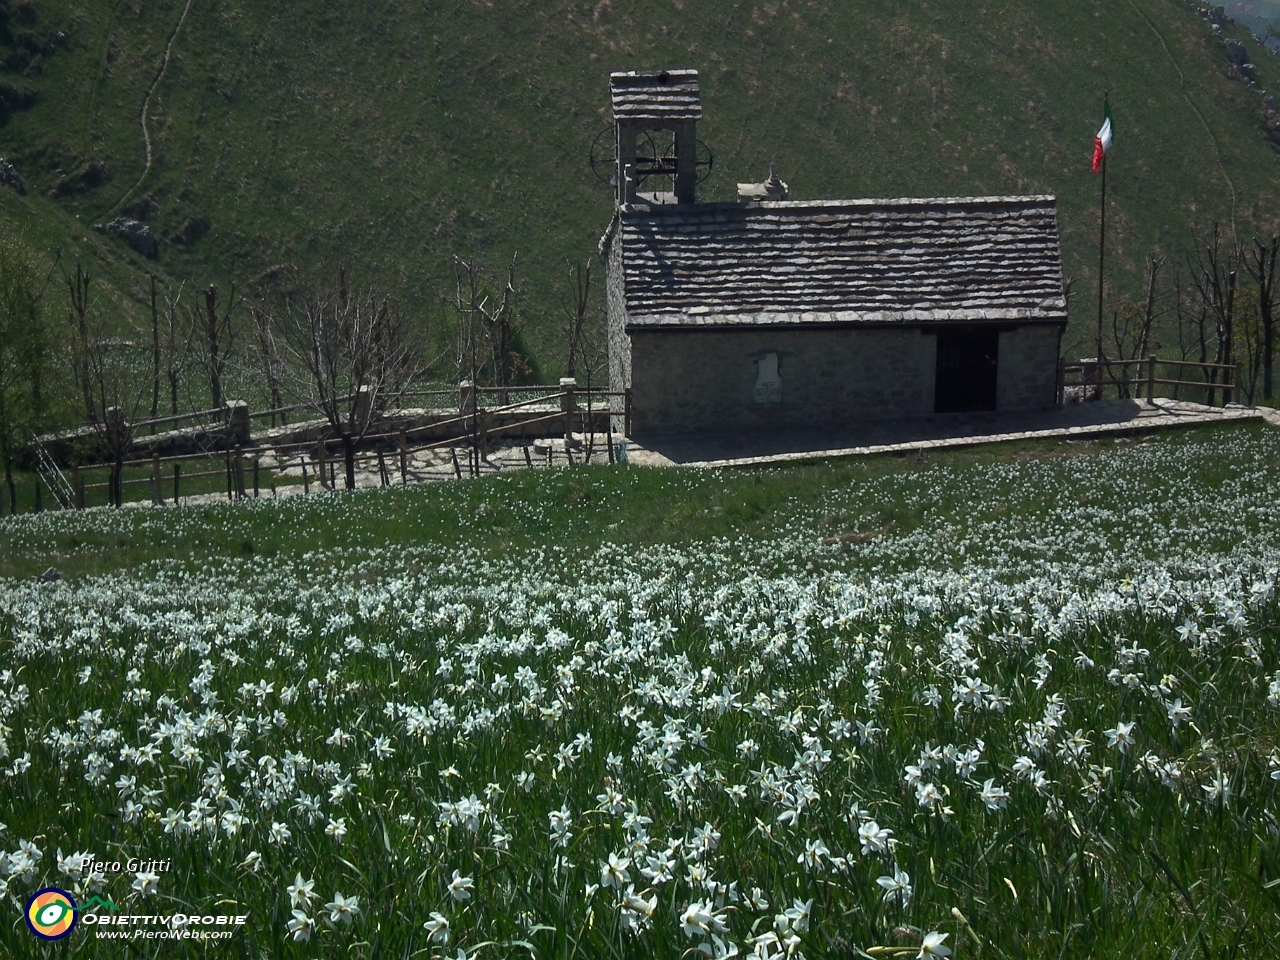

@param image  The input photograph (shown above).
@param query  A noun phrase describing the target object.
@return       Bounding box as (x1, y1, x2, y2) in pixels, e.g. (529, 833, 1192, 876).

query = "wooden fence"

(1059, 356, 1240, 405)
(52, 383, 631, 510)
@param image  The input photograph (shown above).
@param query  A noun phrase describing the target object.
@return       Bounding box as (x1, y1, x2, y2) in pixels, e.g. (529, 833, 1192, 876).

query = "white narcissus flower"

(1105, 721, 1136, 753)
(694, 933, 740, 958)
(876, 866, 912, 907)
(286, 909, 314, 942)
(132, 870, 160, 896)
(423, 911, 450, 943)
(620, 885, 656, 917)
(858, 820, 892, 855)
(979, 778, 1009, 812)
(57, 849, 91, 879)
(548, 805, 573, 846)
(681, 900, 715, 938)
(288, 874, 316, 909)
(600, 851, 631, 889)
(324, 891, 360, 924)
(782, 898, 812, 934)
(1166, 698, 1192, 729)
(447, 869, 474, 902)
(918, 931, 951, 958)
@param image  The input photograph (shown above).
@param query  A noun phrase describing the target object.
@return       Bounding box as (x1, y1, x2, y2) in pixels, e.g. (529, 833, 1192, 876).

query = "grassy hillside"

(3, 0, 1280, 375)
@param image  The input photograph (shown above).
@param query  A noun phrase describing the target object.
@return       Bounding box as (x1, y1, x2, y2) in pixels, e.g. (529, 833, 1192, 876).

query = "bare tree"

(161, 282, 195, 416)
(1171, 265, 1211, 400)
(68, 275, 148, 506)
(149, 275, 160, 425)
(1234, 284, 1267, 403)
(453, 255, 526, 403)
(1244, 232, 1278, 400)
(1103, 256, 1167, 398)
(269, 266, 426, 490)
(66, 265, 95, 424)
(1136, 256, 1164, 362)
(562, 258, 593, 379)
(195, 283, 239, 410)
(248, 301, 285, 424)
(578, 317, 611, 459)
(558, 258, 610, 454)
(1187, 225, 1239, 405)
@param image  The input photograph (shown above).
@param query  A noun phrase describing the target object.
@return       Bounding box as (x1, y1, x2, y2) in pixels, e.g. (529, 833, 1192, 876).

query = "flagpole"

(1096, 92, 1108, 368)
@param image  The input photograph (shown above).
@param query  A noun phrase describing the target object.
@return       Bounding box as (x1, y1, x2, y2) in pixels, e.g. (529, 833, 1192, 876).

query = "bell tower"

(609, 69, 701, 206)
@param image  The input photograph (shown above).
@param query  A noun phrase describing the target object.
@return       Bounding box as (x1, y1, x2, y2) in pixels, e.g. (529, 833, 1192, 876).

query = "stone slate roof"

(610, 196, 1068, 327)
(610, 69, 701, 122)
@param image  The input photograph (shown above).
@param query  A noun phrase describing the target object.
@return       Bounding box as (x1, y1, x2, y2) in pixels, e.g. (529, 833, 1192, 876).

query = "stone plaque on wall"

(754, 352, 782, 406)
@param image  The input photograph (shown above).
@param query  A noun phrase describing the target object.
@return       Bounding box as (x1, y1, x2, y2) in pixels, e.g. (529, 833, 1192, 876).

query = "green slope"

(3, 0, 1280, 373)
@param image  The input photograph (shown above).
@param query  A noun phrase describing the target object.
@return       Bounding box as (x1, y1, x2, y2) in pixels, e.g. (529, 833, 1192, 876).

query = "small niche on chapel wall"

(754, 351, 782, 407)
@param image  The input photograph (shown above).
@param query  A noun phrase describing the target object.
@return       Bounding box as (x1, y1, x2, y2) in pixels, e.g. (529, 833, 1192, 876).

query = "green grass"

(0, 422, 1279, 956)
(3, 0, 1280, 370)
(0, 423, 1257, 581)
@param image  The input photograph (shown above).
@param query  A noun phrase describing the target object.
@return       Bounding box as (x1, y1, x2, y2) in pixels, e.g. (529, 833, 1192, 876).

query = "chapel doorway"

(934, 329, 998, 412)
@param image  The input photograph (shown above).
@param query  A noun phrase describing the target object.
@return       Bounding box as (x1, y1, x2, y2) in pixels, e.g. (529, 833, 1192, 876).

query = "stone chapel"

(600, 69, 1069, 435)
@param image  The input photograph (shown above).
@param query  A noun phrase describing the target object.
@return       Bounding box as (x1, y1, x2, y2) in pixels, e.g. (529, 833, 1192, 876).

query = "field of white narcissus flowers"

(0, 425, 1278, 958)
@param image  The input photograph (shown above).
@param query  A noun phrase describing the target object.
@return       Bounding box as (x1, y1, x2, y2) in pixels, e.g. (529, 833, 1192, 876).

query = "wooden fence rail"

(1059, 356, 1240, 405)
(131, 406, 228, 430)
(56, 382, 631, 509)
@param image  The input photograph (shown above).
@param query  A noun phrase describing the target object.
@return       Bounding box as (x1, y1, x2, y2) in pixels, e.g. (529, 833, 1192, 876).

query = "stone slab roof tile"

(616, 196, 1068, 326)
(610, 69, 702, 121)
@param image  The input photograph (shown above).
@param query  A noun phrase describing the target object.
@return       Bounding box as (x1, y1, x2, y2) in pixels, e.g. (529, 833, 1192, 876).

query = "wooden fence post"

(1147, 355, 1156, 402)
(378, 450, 388, 487)
(624, 388, 632, 437)
(73, 467, 84, 510)
(560, 378, 576, 443)
(607, 427, 615, 464)
(301, 458, 310, 495)
(253, 458, 260, 498)
(524, 445, 533, 469)
(173, 465, 180, 506)
(151, 453, 162, 506)
(234, 446, 246, 499)
(398, 430, 408, 483)
(451, 446, 462, 480)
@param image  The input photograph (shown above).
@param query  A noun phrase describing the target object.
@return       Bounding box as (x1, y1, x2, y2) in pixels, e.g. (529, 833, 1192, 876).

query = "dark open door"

(934, 329, 999, 412)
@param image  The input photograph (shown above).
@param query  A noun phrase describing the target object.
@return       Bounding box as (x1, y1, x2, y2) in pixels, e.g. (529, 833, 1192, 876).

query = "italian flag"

(1092, 101, 1113, 174)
